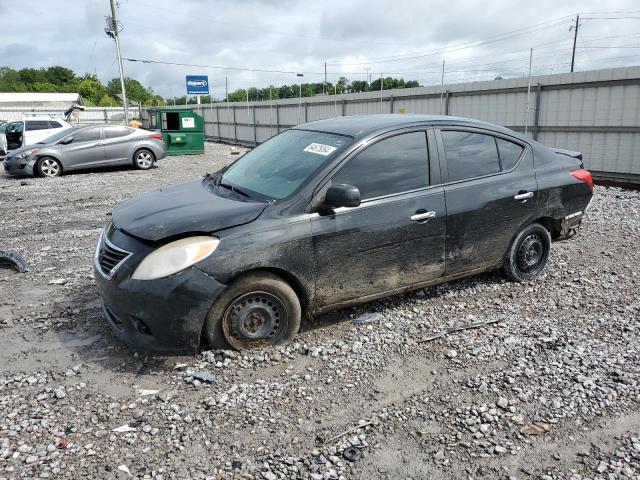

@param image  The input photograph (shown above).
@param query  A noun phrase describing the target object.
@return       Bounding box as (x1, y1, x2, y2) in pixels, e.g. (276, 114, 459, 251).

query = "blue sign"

(186, 75, 209, 95)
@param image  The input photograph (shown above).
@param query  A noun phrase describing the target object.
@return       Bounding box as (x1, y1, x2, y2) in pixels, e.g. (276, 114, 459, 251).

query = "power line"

(326, 16, 575, 65)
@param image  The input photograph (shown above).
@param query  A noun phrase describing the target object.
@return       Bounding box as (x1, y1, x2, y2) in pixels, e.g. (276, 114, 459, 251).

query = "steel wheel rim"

(516, 233, 545, 273)
(41, 158, 59, 176)
(223, 291, 286, 346)
(136, 151, 152, 168)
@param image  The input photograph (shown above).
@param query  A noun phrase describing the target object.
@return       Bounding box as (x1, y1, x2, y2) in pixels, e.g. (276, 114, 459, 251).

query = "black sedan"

(93, 115, 593, 353)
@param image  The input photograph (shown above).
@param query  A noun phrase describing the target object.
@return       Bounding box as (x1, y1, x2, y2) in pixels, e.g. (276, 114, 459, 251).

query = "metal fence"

(165, 66, 640, 181)
(0, 106, 140, 125)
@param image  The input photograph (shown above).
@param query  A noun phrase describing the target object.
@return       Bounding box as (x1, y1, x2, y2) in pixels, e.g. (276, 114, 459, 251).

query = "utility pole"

(439, 59, 445, 115)
(380, 73, 383, 113)
(225, 76, 230, 135)
(570, 14, 580, 73)
(324, 62, 327, 95)
(269, 86, 273, 138)
(106, 0, 129, 124)
(525, 48, 533, 135)
(297, 73, 304, 124)
(365, 67, 371, 91)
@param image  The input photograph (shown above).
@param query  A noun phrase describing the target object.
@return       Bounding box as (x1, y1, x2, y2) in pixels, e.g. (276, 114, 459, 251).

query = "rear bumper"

(94, 258, 226, 354)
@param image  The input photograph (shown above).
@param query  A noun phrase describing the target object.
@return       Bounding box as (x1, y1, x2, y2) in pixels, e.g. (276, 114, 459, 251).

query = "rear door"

(102, 126, 135, 164)
(436, 127, 537, 275)
(311, 129, 446, 309)
(61, 126, 105, 169)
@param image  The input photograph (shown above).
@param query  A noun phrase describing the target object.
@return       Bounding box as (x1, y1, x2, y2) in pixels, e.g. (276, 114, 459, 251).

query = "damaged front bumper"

(93, 229, 226, 354)
(3, 155, 35, 176)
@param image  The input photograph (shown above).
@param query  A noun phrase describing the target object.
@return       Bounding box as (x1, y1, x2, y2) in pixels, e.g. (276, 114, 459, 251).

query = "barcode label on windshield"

(304, 143, 337, 156)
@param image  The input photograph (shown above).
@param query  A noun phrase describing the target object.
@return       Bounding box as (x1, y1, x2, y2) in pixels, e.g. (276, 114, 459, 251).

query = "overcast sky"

(1, 0, 639, 98)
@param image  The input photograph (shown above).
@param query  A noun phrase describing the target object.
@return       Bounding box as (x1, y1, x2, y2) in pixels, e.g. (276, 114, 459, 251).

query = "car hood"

(112, 178, 268, 242)
(6, 143, 49, 157)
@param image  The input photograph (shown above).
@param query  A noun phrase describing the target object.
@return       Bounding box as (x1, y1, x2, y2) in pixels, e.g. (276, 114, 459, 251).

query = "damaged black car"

(93, 115, 593, 353)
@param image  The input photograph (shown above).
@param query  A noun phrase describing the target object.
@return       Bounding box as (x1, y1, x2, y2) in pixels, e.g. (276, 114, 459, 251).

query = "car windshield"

(6, 122, 22, 133)
(221, 129, 351, 200)
(39, 126, 79, 144)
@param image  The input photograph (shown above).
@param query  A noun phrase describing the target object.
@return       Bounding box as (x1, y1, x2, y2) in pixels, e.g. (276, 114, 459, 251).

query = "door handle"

(410, 211, 436, 222)
(514, 191, 534, 201)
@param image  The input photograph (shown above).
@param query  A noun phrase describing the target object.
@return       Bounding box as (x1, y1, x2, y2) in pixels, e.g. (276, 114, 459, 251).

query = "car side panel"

(103, 133, 136, 164)
(437, 131, 538, 275)
(533, 146, 593, 222)
(196, 213, 316, 307)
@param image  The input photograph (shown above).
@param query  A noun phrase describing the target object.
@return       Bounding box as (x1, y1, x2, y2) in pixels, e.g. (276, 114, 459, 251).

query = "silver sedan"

(3, 124, 167, 177)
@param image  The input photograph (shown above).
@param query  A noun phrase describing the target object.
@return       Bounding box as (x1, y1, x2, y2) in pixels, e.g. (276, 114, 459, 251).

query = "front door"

(436, 128, 538, 275)
(62, 126, 105, 169)
(311, 130, 446, 310)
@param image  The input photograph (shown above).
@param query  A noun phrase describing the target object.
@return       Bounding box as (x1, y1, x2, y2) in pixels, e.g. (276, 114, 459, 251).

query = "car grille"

(96, 234, 131, 277)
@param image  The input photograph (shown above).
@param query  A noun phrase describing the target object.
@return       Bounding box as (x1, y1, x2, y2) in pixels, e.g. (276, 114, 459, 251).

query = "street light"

(297, 73, 303, 124)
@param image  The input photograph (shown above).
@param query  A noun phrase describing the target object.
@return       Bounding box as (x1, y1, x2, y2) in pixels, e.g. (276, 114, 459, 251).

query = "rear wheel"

(204, 272, 301, 351)
(133, 149, 155, 170)
(503, 222, 551, 282)
(36, 157, 62, 177)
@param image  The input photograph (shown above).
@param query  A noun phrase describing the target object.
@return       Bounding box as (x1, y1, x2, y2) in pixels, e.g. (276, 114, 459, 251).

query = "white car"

(0, 122, 7, 155)
(4, 117, 73, 152)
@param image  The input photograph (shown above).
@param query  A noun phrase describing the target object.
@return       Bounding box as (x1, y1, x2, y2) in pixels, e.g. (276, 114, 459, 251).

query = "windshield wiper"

(218, 182, 250, 198)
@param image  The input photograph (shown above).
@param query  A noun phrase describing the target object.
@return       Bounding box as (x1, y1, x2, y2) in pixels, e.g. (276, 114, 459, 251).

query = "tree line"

(168, 77, 421, 105)
(1, 66, 421, 107)
(0, 66, 163, 107)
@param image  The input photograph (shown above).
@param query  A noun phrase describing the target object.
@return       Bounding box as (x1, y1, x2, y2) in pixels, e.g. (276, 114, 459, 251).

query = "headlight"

(131, 236, 219, 280)
(16, 148, 40, 159)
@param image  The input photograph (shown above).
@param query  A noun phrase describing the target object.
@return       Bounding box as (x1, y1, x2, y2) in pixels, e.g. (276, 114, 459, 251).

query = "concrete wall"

(168, 66, 640, 179)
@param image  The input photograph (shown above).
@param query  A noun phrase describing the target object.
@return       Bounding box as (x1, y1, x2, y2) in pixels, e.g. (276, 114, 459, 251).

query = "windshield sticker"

(304, 143, 337, 156)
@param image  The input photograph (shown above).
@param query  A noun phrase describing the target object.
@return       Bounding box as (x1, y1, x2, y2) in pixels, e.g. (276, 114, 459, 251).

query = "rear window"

(442, 131, 501, 182)
(48, 120, 63, 129)
(496, 138, 524, 171)
(103, 126, 133, 139)
(25, 120, 51, 131)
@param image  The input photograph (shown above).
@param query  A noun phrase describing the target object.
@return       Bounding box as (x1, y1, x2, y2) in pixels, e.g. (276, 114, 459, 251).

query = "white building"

(0, 92, 83, 109)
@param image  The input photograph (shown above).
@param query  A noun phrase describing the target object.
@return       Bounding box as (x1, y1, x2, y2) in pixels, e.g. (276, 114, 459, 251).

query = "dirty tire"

(36, 157, 62, 177)
(204, 272, 301, 351)
(133, 149, 155, 170)
(503, 222, 551, 282)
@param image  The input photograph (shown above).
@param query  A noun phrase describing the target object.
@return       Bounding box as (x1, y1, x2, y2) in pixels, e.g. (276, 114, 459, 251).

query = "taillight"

(149, 133, 163, 141)
(570, 169, 594, 192)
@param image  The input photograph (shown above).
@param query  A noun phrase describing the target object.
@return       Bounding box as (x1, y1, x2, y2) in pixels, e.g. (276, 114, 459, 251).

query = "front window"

(331, 131, 429, 200)
(221, 129, 351, 200)
(39, 127, 80, 144)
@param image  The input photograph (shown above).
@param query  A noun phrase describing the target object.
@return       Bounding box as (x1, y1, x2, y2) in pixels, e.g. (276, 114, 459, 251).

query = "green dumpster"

(147, 108, 205, 155)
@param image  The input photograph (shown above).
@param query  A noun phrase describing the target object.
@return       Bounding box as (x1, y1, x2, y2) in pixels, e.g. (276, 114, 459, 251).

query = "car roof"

(295, 114, 524, 141)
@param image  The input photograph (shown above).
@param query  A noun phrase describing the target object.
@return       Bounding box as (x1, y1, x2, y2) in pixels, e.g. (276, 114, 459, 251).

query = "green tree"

(107, 77, 154, 105)
(45, 66, 76, 87)
(77, 76, 108, 105)
(349, 80, 368, 93)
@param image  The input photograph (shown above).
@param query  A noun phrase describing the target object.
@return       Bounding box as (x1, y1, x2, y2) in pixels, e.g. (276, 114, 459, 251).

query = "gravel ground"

(0, 142, 639, 480)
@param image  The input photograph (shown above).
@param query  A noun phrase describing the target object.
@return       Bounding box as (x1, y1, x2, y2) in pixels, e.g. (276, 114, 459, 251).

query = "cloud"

(1, 0, 639, 98)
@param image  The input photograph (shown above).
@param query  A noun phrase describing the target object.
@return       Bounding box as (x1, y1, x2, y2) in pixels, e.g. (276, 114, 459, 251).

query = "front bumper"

(3, 156, 35, 176)
(93, 231, 226, 354)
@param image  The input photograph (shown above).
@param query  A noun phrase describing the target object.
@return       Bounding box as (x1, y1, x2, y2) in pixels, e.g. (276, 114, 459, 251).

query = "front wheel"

(133, 149, 155, 170)
(503, 222, 551, 282)
(36, 157, 62, 177)
(204, 272, 301, 351)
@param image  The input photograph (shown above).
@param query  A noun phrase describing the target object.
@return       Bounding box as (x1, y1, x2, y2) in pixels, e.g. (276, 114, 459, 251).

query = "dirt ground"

(0, 143, 639, 480)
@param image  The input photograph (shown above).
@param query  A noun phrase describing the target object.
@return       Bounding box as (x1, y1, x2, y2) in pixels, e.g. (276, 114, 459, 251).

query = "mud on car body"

(93, 114, 594, 353)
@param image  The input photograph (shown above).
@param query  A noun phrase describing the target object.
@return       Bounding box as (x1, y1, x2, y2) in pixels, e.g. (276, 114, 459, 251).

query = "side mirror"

(60, 136, 73, 145)
(324, 184, 361, 209)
